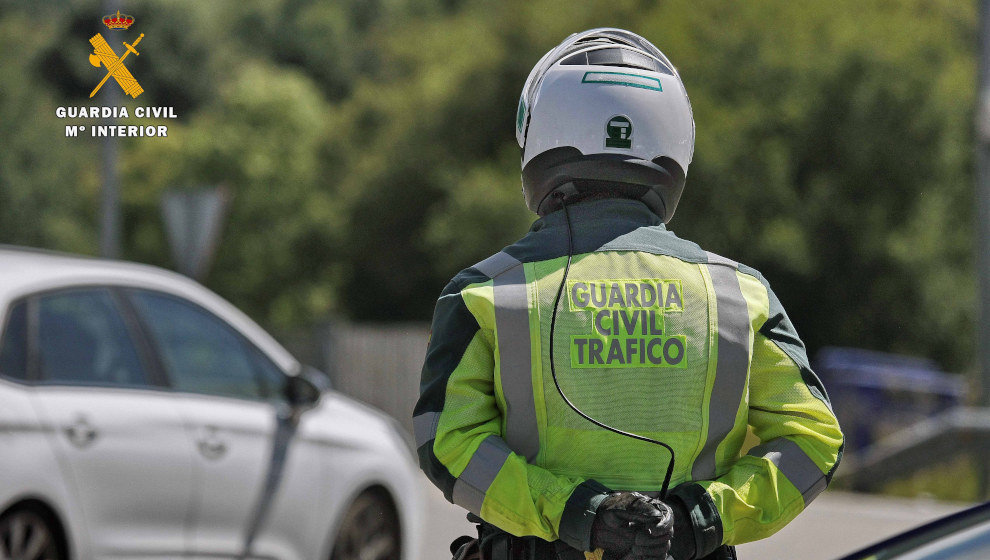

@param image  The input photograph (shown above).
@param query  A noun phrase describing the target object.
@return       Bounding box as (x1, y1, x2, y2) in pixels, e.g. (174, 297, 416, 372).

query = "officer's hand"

(590, 492, 673, 560)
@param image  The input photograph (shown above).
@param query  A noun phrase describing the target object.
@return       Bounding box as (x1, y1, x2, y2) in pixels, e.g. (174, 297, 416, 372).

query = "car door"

(26, 287, 195, 558)
(126, 289, 281, 559)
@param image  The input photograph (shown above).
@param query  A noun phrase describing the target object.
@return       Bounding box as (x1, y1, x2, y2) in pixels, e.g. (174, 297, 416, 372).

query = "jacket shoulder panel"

(596, 226, 710, 263)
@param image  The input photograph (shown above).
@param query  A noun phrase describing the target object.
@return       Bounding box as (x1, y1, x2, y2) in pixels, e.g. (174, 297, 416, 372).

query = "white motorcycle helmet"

(516, 28, 695, 222)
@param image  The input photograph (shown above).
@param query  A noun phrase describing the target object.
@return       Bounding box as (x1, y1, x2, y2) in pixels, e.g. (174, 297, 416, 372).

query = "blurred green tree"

(0, 0, 977, 372)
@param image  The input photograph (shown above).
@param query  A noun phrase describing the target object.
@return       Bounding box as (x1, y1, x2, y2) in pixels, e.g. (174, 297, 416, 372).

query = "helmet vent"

(561, 47, 672, 75)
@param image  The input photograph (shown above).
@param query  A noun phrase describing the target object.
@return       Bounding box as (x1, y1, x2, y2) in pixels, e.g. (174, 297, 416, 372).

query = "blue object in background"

(814, 347, 966, 453)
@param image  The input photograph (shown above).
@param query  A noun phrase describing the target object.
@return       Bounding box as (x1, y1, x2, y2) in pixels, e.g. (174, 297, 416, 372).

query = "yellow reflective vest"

(414, 198, 843, 556)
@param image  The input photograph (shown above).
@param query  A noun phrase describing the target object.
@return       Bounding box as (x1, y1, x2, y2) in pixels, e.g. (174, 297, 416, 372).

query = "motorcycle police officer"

(414, 28, 843, 560)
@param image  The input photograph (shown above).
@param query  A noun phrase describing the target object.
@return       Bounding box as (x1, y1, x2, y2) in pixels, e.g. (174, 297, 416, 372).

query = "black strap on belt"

(478, 520, 515, 560)
(447, 515, 556, 560)
(453, 515, 736, 560)
(699, 545, 738, 560)
(477, 519, 574, 560)
(451, 535, 481, 560)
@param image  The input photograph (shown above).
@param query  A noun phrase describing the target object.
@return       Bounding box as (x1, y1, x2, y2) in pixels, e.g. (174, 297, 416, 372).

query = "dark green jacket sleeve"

(413, 276, 610, 550)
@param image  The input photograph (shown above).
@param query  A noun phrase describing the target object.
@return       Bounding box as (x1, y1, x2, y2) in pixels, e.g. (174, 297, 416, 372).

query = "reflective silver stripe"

(413, 411, 440, 447)
(748, 439, 827, 506)
(474, 251, 521, 278)
(451, 435, 512, 514)
(483, 254, 540, 461)
(452, 478, 486, 516)
(693, 253, 750, 481)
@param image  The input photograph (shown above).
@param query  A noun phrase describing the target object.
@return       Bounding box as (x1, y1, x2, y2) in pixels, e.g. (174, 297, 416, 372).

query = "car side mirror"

(299, 364, 333, 392)
(284, 373, 321, 409)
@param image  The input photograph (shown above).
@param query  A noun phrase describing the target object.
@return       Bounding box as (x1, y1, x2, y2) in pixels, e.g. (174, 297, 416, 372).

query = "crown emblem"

(102, 10, 134, 30)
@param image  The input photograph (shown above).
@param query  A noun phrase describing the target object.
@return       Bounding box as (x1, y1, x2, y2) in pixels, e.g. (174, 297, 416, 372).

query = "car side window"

(0, 301, 28, 380)
(37, 289, 150, 387)
(129, 290, 271, 401)
(251, 347, 288, 402)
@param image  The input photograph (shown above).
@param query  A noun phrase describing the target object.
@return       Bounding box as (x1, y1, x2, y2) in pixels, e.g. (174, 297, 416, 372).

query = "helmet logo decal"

(582, 71, 663, 92)
(605, 116, 633, 149)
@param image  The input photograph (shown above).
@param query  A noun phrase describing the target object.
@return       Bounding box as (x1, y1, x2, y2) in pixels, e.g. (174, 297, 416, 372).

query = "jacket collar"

(530, 198, 666, 233)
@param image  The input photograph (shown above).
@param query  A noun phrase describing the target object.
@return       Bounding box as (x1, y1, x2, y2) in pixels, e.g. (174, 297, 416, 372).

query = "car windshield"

(893, 522, 990, 560)
(840, 503, 990, 560)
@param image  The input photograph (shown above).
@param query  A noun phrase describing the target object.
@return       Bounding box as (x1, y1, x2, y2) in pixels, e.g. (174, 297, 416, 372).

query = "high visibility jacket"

(414, 198, 843, 556)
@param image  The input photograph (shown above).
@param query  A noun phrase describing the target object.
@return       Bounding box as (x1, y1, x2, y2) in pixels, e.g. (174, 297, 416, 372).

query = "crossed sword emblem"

(88, 33, 145, 98)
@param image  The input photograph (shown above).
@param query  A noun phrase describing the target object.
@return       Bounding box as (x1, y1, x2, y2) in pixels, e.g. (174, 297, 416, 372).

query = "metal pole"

(977, 0, 990, 498)
(99, 0, 121, 258)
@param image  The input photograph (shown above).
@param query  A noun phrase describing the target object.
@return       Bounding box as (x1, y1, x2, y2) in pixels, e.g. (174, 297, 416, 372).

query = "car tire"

(0, 504, 67, 560)
(330, 488, 401, 560)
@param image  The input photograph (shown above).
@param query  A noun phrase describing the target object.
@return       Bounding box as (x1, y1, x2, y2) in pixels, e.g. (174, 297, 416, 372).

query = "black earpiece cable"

(547, 193, 676, 499)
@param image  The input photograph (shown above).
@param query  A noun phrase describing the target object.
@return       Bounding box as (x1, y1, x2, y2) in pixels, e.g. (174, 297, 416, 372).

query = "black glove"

(590, 492, 674, 560)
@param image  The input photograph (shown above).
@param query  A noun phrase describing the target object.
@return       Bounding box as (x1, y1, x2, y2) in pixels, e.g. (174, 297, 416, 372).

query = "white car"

(0, 246, 422, 560)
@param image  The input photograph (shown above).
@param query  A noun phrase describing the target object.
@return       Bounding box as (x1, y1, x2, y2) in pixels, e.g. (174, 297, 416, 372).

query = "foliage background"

(0, 0, 978, 373)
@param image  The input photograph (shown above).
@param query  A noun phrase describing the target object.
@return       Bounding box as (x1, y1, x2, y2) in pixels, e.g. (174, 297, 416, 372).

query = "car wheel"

(330, 488, 401, 560)
(0, 506, 66, 560)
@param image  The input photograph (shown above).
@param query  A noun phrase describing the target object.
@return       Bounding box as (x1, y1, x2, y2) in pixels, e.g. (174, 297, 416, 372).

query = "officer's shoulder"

(697, 247, 770, 289)
(442, 250, 518, 295)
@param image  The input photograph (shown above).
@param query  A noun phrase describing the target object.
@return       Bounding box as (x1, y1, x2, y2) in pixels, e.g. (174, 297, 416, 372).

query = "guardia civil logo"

(605, 115, 632, 149)
(57, 11, 178, 138)
(89, 11, 145, 99)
